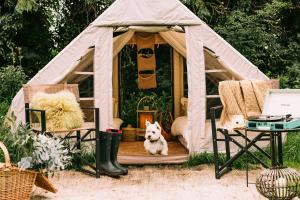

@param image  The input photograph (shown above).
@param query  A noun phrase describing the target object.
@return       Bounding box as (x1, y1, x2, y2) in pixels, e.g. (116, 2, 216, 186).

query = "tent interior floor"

(117, 141, 189, 165)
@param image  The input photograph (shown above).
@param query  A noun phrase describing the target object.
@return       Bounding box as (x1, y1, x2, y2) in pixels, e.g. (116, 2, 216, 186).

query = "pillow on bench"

(31, 91, 84, 131)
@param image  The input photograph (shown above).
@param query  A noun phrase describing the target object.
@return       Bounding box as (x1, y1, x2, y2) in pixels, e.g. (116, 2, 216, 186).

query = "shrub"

(0, 66, 27, 102)
(0, 122, 34, 164)
(0, 101, 10, 124)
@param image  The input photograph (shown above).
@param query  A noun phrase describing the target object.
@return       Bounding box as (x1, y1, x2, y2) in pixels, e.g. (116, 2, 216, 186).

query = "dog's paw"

(161, 151, 168, 156)
(148, 150, 156, 155)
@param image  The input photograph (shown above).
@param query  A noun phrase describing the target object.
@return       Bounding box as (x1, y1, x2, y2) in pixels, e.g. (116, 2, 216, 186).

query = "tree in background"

(0, 0, 299, 88)
(183, 0, 300, 88)
(0, 0, 54, 77)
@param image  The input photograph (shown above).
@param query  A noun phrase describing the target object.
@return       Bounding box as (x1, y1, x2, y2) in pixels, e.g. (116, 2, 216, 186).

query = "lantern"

(136, 96, 158, 140)
(256, 167, 300, 200)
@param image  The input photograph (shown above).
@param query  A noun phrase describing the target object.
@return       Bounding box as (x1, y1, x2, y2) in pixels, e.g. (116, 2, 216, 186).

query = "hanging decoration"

(136, 33, 157, 89)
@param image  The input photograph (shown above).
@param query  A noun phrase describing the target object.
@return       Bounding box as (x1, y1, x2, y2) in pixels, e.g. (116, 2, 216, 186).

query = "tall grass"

(186, 151, 269, 170)
(283, 132, 300, 170)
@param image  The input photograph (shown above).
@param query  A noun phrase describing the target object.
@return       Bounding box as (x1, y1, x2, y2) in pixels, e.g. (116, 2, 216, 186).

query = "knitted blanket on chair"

(218, 80, 270, 128)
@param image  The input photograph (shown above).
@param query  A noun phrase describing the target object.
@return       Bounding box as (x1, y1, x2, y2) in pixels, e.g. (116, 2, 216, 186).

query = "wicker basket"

(0, 142, 37, 200)
(122, 125, 136, 142)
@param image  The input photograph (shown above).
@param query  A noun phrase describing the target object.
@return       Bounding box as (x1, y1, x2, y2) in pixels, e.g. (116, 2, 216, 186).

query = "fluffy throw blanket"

(31, 91, 84, 131)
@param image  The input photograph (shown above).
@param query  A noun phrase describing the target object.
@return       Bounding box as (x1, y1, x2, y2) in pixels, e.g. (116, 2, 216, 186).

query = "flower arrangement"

(17, 134, 71, 174)
(1, 117, 72, 175)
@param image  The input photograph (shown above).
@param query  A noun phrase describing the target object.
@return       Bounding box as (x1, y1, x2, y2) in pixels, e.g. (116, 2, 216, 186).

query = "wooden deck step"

(118, 141, 189, 165)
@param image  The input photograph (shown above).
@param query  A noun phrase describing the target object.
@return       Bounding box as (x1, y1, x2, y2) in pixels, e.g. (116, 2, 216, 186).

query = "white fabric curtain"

(185, 25, 206, 153)
(113, 30, 135, 57)
(94, 27, 114, 131)
(159, 31, 186, 58)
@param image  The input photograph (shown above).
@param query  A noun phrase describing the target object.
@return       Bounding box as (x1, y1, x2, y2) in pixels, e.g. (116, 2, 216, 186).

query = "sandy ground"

(31, 165, 297, 200)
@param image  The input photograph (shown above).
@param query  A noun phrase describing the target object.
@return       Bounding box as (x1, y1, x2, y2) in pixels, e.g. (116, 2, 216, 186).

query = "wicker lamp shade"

(256, 167, 300, 200)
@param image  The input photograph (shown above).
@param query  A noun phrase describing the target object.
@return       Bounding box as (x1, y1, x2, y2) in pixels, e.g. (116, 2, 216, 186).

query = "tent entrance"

(117, 33, 189, 163)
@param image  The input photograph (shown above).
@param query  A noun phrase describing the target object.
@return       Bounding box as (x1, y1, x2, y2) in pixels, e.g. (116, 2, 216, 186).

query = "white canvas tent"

(9, 0, 268, 154)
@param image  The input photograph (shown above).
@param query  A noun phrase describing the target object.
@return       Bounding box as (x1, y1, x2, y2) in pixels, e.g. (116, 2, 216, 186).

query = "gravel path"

(31, 165, 270, 200)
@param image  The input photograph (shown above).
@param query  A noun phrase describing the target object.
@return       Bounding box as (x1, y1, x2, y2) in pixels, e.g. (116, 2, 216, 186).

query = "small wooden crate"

(122, 125, 136, 142)
(136, 129, 145, 141)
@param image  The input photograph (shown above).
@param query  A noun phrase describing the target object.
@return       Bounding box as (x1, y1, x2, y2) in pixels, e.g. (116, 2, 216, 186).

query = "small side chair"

(23, 84, 101, 178)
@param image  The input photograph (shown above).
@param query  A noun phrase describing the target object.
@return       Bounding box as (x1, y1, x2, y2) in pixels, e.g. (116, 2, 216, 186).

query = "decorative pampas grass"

(31, 91, 84, 131)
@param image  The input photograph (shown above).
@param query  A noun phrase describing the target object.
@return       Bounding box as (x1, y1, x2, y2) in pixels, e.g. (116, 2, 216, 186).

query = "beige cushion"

(31, 91, 84, 131)
(113, 118, 123, 129)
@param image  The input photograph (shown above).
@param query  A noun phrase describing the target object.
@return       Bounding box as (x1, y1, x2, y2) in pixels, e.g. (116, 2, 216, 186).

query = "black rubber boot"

(99, 132, 123, 177)
(111, 133, 128, 175)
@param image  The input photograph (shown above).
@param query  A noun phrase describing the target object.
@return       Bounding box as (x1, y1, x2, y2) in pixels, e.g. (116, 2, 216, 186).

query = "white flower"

(31, 134, 71, 172)
(18, 157, 33, 169)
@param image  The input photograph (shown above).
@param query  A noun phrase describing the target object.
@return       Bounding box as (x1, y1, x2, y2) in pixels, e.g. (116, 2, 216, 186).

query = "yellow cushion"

(31, 91, 84, 131)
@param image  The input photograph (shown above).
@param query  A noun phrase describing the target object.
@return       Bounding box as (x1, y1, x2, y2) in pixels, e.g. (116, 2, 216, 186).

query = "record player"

(246, 89, 300, 130)
(246, 114, 300, 130)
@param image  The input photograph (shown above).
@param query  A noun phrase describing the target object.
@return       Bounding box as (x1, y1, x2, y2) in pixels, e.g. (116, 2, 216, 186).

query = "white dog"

(144, 120, 168, 156)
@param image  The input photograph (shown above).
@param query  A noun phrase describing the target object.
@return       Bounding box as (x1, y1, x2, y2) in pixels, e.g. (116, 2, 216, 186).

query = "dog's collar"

(148, 136, 164, 144)
(149, 138, 160, 143)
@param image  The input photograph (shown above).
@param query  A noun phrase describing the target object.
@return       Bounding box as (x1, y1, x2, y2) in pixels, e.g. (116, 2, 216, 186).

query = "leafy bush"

(0, 101, 10, 124)
(0, 122, 34, 164)
(0, 120, 72, 174)
(0, 66, 27, 102)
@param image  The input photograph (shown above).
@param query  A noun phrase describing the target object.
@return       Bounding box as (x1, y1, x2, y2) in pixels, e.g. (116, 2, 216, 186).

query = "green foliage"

(1, 0, 55, 77)
(283, 132, 300, 165)
(0, 101, 10, 125)
(0, 66, 27, 102)
(185, 152, 220, 167)
(186, 151, 268, 170)
(0, 1, 23, 68)
(15, 0, 39, 13)
(120, 45, 173, 127)
(0, 121, 34, 164)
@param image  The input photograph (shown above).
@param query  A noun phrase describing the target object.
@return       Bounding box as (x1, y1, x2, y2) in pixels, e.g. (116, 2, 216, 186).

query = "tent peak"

(92, 0, 202, 27)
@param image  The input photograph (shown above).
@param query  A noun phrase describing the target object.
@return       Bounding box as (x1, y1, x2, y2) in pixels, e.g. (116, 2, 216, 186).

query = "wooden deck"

(118, 141, 189, 165)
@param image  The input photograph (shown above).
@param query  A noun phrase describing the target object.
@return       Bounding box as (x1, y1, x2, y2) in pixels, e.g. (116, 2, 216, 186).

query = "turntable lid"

(263, 89, 300, 118)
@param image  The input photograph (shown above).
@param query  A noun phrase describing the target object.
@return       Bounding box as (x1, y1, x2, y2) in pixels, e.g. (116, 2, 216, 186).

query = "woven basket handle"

(0, 141, 11, 167)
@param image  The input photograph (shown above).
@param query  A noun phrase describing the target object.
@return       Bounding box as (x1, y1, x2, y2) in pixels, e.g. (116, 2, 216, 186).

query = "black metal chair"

(210, 105, 272, 179)
(23, 84, 101, 178)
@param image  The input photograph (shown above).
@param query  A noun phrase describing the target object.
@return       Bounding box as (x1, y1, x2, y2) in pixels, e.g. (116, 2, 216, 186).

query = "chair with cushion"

(23, 84, 101, 178)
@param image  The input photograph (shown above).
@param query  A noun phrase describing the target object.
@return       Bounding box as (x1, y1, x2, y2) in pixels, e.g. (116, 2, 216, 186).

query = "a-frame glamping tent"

(10, 0, 268, 156)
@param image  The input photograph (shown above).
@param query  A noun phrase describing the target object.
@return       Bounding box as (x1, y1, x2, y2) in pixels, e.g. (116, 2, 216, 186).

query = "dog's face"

(145, 120, 161, 141)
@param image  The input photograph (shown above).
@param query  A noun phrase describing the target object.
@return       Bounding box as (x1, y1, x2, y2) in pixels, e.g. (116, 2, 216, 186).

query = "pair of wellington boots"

(99, 131, 128, 177)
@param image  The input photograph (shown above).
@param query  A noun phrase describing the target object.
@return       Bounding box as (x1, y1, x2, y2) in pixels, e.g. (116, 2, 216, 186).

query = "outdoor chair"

(209, 80, 280, 179)
(210, 105, 272, 179)
(23, 84, 101, 178)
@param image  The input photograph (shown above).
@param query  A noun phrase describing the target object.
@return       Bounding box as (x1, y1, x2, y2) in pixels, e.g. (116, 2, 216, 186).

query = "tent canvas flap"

(94, 27, 114, 131)
(185, 25, 207, 153)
